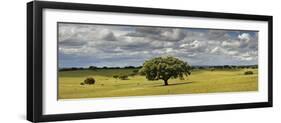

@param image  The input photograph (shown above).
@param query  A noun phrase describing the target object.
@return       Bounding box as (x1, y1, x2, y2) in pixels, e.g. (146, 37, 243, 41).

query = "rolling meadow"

(58, 68, 258, 99)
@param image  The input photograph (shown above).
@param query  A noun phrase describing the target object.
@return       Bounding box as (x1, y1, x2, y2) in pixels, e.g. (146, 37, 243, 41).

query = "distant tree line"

(59, 65, 142, 71)
(59, 65, 258, 72)
(191, 65, 258, 70)
(59, 67, 85, 71)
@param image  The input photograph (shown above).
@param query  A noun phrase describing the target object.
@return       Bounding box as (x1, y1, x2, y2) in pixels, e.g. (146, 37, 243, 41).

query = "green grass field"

(58, 68, 258, 99)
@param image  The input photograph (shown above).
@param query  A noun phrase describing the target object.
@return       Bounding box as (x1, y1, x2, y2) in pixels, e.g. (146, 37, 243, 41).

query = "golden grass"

(58, 68, 258, 99)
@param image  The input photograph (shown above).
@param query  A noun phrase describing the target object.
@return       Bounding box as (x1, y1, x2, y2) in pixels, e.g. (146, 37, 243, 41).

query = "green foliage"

(244, 71, 254, 75)
(113, 74, 130, 80)
(127, 69, 139, 76)
(129, 73, 136, 76)
(119, 75, 129, 80)
(88, 66, 98, 70)
(139, 56, 191, 85)
(83, 77, 96, 85)
(132, 70, 139, 73)
(113, 75, 119, 79)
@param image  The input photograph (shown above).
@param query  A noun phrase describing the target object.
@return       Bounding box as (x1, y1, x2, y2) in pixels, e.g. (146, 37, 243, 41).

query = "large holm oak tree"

(139, 56, 192, 86)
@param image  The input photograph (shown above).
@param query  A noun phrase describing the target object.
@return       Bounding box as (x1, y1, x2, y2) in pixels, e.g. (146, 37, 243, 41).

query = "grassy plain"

(58, 68, 258, 99)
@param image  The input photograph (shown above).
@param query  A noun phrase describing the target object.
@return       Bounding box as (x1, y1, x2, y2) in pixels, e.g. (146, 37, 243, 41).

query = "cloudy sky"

(58, 23, 258, 68)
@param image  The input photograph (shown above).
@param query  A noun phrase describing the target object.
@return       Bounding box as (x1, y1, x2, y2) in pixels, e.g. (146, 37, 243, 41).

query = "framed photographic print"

(27, 1, 273, 122)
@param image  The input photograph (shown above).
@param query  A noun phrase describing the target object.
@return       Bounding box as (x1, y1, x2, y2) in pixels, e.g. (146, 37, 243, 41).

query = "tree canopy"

(139, 56, 191, 86)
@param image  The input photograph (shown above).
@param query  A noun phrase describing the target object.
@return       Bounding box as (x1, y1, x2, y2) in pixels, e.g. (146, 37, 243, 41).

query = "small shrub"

(119, 75, 129, 80)
(244, 71, 254, 75)
(132, 70, 139, 73)
(80, 82, 85, 85)
(129, 73, 137, 76)
(88, 66, 98, 70)
(113, 75, 119, 79)
(84, 77, 96, 84)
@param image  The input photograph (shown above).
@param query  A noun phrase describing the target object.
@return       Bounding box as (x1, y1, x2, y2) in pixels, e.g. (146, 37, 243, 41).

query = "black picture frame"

(27, 1, 273, 122)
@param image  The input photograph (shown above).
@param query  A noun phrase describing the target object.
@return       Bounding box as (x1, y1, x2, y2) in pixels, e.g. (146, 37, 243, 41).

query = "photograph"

(26, 1, 273, 122)
(58, 22, 259, 99)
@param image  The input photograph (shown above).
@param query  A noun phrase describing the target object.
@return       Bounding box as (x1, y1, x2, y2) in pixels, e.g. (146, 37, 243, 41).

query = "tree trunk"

(164, 79, 168, 86)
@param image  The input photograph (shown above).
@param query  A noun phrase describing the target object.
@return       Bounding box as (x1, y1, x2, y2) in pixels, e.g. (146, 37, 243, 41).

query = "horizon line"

(59, 64, 258, 69)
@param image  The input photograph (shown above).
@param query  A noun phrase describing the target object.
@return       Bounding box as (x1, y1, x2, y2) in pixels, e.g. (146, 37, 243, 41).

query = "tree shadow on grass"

(113, 81, 194, 87)
(114, 81, 161, 87)
(153, 81, 194, 87)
